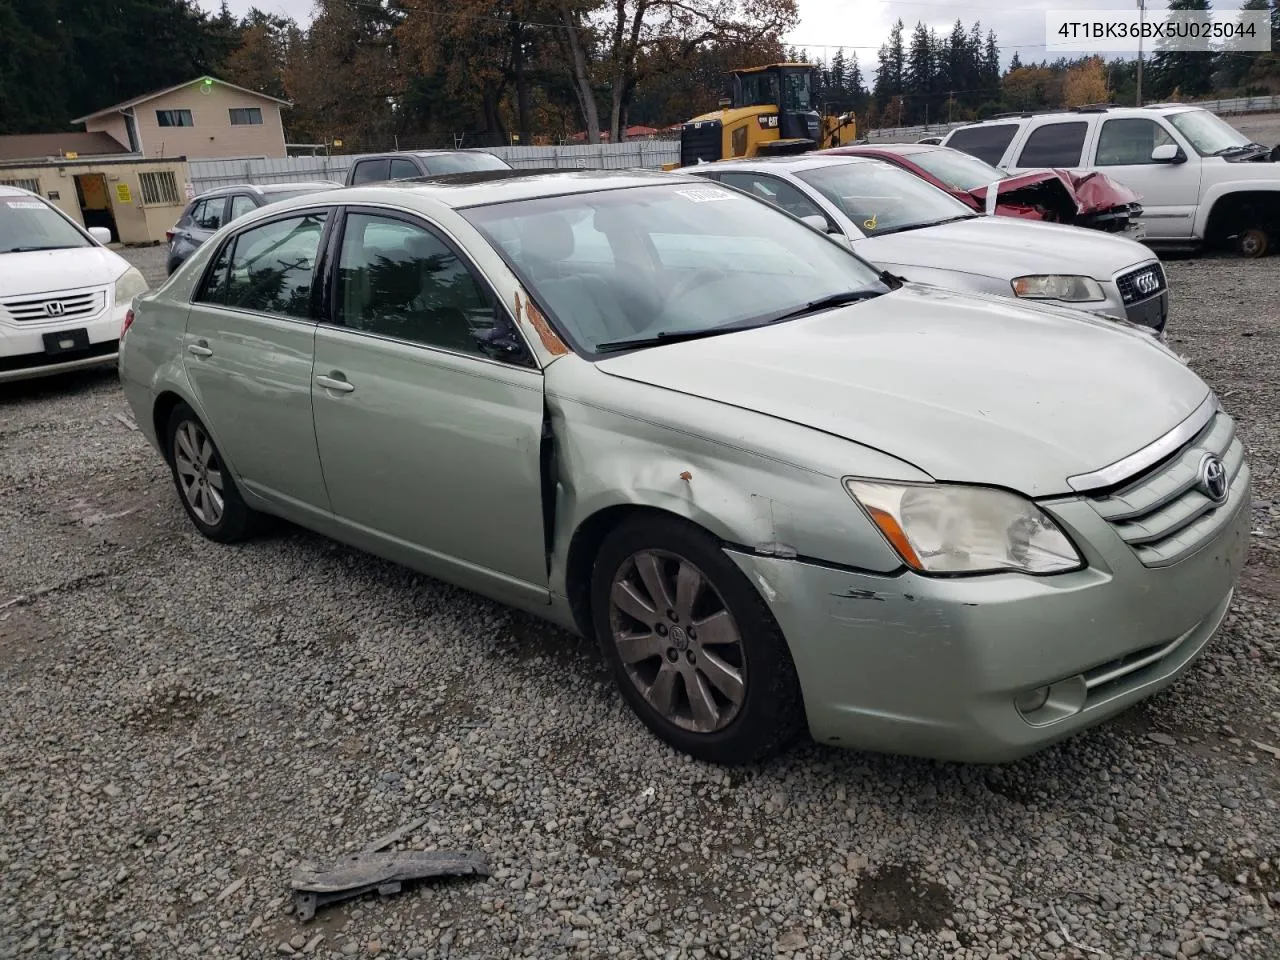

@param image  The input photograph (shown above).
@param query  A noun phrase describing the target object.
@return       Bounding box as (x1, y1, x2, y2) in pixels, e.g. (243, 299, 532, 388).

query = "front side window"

(781, 71, 812, 111)
(737, 72, 779, 108)
(1016, 121, 1088, 168)
(335, 213, 502, 357)
(192, 198, 224, 231)
(945, 123, 1019, 166)
(156, 109, 194, 128)
(228, 195, 257, 220)
(0, 195, 91, 254)
(717, 172, 825, 222)
(461, 182, 886, 354)
(796, 161, 976, 236)
(1095, 118, 1177, 166)
(215, 212, 327, 318)
(229, 107, 263, 126)
(389, 158, 420, 180)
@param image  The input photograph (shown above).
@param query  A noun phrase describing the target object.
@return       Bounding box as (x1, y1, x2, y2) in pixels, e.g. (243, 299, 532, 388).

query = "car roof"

(360, 149, 502, 159)
(200, 181, 340, 198)
(694, 155, 872, 174)
(321, 168, 706, 209)
(826, 143, 933, 157)
(951, 104, 1208, 128)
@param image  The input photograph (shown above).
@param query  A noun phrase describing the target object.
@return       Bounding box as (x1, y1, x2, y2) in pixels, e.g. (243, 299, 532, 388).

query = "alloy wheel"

(173, 420, 225, 526)
(608, 549, 747, 734)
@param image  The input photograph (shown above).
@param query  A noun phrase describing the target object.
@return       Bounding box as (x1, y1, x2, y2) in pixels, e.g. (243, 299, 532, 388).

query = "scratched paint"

(514, 289, 568, 356)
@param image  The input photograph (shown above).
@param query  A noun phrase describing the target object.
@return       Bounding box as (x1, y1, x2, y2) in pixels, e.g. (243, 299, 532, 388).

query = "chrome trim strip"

(1084, 632, 1187, 690)
(1067, 392, 1219, 493)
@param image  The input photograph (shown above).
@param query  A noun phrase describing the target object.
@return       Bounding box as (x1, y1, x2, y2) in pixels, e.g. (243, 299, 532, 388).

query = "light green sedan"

(119, 170, 1250, 766)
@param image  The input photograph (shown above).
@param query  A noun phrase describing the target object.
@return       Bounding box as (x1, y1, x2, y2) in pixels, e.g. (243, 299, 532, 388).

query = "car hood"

(0, 246, 129, 297)
(594, 284, 1208, 496)
(966, 169, 1143, 215)
(853, 215, 1151, 280)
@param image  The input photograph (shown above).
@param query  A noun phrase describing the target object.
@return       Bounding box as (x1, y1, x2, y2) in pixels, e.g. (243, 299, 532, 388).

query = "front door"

(74, 174, 118, 241)
(311, 208, 548, 604)
(1091, 117, 1203, 240)
(182, 209, 332, 517)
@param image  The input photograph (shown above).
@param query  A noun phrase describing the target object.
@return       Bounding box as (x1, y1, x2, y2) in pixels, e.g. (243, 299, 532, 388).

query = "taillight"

(121, 308, 135, 340)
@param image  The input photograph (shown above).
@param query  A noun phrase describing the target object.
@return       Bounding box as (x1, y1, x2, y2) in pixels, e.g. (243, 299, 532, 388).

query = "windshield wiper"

(595, 288, 885, 353)
(872, 213, 975, 236)
(3, 245, 79, 253)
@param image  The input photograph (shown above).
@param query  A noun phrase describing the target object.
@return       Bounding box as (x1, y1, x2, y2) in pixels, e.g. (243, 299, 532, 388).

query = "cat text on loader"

(664, 63, 857, 170)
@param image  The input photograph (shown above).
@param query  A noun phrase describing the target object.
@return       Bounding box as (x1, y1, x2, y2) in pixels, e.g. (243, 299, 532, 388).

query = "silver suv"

(941, 105, 1279, 257)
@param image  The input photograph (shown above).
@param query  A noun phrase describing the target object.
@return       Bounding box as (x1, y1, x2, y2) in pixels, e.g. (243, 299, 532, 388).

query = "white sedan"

(0, 186, 148, 383)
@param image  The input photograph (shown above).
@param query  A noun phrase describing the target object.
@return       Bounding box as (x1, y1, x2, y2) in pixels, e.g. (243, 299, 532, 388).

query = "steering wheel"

(663, 268, 725, 307)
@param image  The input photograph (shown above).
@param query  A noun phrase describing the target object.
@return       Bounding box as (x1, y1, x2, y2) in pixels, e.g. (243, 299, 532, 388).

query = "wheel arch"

(1198, 185, 1280, 245)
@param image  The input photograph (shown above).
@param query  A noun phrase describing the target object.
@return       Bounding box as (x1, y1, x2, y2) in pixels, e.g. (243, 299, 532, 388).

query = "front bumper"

(0, 289, 124, 384)
(727, 485, 1250, 764)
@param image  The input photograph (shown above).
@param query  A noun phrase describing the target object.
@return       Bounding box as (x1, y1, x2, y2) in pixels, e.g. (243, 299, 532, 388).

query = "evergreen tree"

(1148, 0, 1217, 99)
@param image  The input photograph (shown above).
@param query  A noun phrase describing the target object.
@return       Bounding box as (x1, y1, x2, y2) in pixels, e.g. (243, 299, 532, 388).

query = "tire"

(590, 514, 804, 765)
(165, 402, 256, 543)
(1237, 227, 1269, 259)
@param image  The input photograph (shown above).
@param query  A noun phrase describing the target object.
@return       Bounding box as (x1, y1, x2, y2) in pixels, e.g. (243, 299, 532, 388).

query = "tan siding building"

(73, 76, 290, 161)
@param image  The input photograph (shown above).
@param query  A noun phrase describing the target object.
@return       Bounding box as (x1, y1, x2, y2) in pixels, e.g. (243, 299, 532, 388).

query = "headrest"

(516, 214, 574, 263)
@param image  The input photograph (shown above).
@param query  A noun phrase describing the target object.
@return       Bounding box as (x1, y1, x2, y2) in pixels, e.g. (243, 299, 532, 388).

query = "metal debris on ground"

(290, 849, 489, 921)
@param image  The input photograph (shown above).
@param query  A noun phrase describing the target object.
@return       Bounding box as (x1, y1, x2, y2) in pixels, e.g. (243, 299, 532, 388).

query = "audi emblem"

(1134, 271, 1160, 296)
(44, 301, 66, 317)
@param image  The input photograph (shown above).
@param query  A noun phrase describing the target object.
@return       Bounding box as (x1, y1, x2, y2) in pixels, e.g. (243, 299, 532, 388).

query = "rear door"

(310, 206, 548, 604)
(182, 209, 333, 517)
(1005, 119, 1090, 173)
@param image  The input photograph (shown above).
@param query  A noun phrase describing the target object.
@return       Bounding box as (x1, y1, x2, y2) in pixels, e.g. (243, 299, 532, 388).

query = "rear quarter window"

(944, 124, 1020, 166)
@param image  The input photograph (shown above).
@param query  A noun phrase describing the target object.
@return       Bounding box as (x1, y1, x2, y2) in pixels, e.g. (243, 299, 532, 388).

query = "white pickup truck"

(940, 104, 1280, 257)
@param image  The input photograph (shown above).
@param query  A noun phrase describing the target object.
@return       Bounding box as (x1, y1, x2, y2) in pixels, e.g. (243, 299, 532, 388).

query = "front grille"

(1, 289, 105, 323)
(680, 120, 723, 167)
(1116, 262, 1166, 305)
(1087, 410, 1247, 567)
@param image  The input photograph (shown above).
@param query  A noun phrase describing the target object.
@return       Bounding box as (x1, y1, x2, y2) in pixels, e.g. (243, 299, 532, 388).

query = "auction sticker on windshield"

(4, 200, 45, 210)
(674, 187, 741, 203)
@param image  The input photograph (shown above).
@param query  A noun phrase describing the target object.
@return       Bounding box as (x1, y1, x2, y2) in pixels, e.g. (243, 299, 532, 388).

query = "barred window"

(0, 178, 41, 194)
(139, 171, 180, 205)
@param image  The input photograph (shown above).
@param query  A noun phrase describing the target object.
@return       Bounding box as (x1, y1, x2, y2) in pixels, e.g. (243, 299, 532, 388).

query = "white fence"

(188, 141, 680, 195)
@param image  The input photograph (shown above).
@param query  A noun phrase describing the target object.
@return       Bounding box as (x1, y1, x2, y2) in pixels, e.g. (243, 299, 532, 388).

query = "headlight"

(845, 480, 1082, 575)
(114, 267, 149, 308)
(1011, 275, 1104, 302)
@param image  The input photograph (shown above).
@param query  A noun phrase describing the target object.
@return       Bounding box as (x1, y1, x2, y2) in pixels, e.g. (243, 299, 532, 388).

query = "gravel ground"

(1, 249, 1278, 960)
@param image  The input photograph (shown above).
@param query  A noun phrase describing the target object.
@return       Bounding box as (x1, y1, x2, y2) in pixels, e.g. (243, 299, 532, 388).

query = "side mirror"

(800, 214, 828, 232)
(1151, 143, 1185, 164)
(88, 226, 112, 244)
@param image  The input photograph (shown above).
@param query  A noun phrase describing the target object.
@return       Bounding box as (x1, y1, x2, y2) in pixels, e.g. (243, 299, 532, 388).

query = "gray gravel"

(2, 250, 1279, 960)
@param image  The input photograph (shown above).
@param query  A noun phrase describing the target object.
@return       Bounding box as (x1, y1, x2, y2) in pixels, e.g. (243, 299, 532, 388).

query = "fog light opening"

(1014, 686, 1051, 715)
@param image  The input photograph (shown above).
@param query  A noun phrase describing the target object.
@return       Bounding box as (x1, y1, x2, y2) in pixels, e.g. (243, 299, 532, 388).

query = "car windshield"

(265, 185, 340, 202)
(429, 153, 510, 174)
(795, 161, 977, 236)
(909, 148, 1006, 191)
(1167, 110, 1252, 155)
(461, 182, 885, 354)
(0, 195, 92, 253)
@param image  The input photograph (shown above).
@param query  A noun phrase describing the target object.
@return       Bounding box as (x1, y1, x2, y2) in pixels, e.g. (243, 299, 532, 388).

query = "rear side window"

(349, 159, 390, 185)
(205, 212, 328, 318)
(389, 158, 420, 180)
(945, 124, 1020, 165)
(1016, 121, 1088, 168)
(192, 198, 224, 231)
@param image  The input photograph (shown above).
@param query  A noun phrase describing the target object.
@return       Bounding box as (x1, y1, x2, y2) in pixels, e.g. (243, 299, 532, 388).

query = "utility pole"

(1136, 0, 1146, 106)
(948, 90, 954, 124)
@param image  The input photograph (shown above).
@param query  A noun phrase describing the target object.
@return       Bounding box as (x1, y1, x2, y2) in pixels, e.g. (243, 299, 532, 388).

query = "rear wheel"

(591, 515, 804, 765)
(1237, 226, 1270, 259)
(165, 402, 256, 543)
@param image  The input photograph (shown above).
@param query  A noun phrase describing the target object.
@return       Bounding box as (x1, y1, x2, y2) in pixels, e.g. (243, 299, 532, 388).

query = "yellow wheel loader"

(663, 63, 857, 171)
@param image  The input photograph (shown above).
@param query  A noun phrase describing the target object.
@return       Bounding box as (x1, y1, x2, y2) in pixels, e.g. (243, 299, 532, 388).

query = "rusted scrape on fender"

(514, 289, 568, 356)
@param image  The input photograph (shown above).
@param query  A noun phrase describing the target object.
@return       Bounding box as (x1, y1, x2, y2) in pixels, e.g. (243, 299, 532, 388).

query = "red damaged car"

(818, 143, 1146, 238)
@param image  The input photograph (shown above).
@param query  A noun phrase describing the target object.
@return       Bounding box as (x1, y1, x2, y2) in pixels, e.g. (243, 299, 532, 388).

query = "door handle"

(187, 341, 213, 358)
(315, 374, 354, 394)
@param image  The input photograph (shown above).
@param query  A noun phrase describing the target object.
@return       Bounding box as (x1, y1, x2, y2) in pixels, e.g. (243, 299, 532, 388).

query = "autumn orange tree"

(1062, 56, 1109, 107)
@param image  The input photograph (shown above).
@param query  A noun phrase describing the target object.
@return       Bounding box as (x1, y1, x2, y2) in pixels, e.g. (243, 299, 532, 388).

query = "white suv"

(941, 105, 1279, 257)
(0, 186, 148, 383)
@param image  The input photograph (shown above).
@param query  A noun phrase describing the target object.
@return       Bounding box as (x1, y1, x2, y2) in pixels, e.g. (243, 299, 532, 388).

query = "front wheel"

(591, 515, 804, 765)
(1237, 226, 1270, 259)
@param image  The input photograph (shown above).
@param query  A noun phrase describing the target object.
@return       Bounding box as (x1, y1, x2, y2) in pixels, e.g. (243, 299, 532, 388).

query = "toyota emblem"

(1197, 454, 1229, 504)
(44, 301, 66, 317)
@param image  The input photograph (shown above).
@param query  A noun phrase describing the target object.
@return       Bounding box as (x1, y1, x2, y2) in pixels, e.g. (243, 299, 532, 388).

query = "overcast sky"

(198, 0, 1252, 74)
